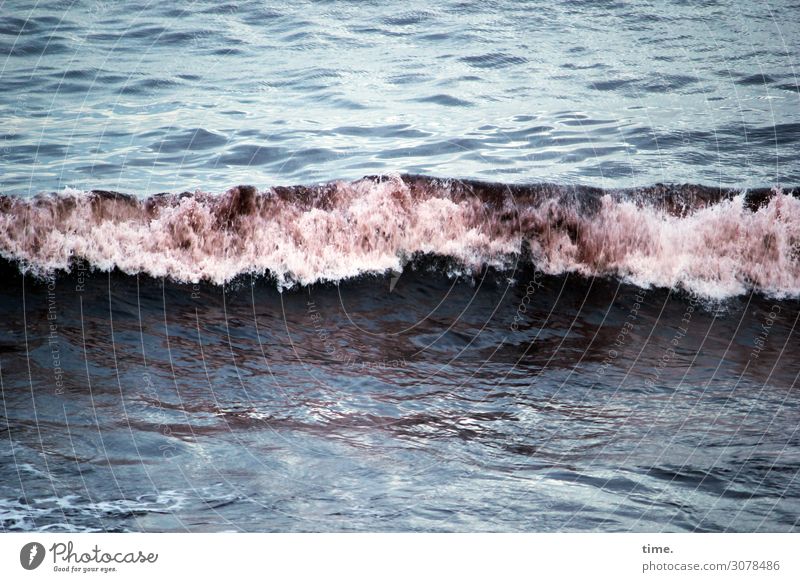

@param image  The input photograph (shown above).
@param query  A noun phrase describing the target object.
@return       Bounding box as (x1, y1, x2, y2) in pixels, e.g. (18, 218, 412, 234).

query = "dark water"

(1, 1, 800, 532)
(1, 260, 799, 532)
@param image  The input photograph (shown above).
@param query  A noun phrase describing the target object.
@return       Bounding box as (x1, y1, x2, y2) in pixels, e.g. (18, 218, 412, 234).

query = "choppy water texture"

(1, 0, 799, 193)
(1, 1, 800, 532)
(1, 263, 799, 532)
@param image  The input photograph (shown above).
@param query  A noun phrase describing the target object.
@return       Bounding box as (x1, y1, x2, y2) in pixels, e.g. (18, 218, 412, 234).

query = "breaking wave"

(1, 174, 798, 299)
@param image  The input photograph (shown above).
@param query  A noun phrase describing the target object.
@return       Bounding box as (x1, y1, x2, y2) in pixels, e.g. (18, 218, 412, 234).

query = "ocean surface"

(1, 0, 799, 532)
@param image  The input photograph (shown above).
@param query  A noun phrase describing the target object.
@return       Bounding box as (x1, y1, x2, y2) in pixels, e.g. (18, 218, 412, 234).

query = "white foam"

(1, 177, 798, 299)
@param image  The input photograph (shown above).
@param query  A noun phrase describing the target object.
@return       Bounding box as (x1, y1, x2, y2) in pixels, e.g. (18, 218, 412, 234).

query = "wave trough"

(1, 175, 798, 298)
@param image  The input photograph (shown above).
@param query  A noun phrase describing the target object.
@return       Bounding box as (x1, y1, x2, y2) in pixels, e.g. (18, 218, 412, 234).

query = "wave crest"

(1, 175, 798, 298)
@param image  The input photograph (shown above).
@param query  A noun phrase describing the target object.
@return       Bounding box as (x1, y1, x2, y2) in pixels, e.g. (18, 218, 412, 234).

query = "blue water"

(1, 266, 799, 532)
(1, 1, 800, 533)
(1, 0, 799, 195)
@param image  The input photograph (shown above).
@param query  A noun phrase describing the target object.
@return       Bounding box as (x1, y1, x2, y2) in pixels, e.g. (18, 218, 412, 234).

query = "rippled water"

(1, 264, 799, 532)
(1, 0, 799, 195)
(1, 1, 800, 533)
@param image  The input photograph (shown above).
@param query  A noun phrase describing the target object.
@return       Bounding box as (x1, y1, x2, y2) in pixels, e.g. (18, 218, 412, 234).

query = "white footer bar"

(1, 533, 796, 581)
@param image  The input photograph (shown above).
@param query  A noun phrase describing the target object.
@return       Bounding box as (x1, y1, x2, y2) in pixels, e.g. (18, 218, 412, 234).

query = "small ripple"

(218, 144, 287, 166)
(413, 94, 474, 107)
(0, 39, 71, 57)
(331, 124, 431, 139)
(149, 128, 229, 153)
(589, 78, 639, 91)
(736, 73, 778, 86)
(382, 11, 436, 26)
(459, 52, 528, 69)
